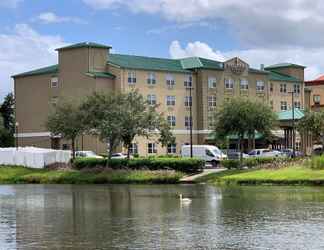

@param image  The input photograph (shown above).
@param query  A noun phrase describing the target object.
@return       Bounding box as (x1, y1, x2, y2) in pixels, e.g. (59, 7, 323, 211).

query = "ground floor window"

(281, 101, 287, 111)
(185, 116, 192, 129)
(130, 143, 138, 155)
(148, 143, 157, 154)
(167, 144, 177, 154)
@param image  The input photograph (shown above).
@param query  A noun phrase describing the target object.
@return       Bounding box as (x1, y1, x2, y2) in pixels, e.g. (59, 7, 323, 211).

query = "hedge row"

(222, 157, 292, 169)
(73, 157, 204, 173)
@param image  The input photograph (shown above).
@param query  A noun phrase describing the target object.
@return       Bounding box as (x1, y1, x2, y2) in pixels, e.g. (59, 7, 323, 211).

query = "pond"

(1, 184, 324, 250)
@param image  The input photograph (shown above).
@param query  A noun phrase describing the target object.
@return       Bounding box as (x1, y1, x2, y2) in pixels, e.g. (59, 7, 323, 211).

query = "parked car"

(280, 148, 303, 158)
(181, 145, 227, 167)
(226, 150, 250, 160)
(313, 145, 323, 156)
(111, 153, 128, 159)
(248, 149, 282, 158)
(75, 151, 103, 159)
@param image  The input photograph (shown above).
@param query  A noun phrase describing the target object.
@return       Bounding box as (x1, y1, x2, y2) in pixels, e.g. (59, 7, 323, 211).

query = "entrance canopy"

(277, 108, 304, 122)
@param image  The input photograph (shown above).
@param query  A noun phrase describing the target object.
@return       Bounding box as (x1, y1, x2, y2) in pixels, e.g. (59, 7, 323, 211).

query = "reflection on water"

(1, 184, 324, 249)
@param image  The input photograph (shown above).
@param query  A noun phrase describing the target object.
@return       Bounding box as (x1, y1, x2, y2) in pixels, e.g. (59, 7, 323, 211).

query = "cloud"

(169, 40, 323, 81)
(0, 24, 67, 100)
(82, 0, 324, 49)
(0, 0, 22, 8)
(37, 12, 86, 24)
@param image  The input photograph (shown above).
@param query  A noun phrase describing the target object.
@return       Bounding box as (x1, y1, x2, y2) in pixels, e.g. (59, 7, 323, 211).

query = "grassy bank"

(0, 166, 184, 184)
(197, 166, 324, 186)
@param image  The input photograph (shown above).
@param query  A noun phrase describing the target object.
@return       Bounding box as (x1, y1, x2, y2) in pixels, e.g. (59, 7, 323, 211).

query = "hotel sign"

(225, 57, 247, 75)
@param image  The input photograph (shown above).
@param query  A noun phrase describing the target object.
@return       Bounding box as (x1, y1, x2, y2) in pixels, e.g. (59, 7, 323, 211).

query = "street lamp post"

(15, 122, 19, 151)
(189, 86, 193, 158)
(288, 91, 296, 158)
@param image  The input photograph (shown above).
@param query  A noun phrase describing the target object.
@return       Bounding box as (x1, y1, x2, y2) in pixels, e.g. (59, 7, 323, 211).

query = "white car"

(75, 151, 103, 159)
(111, 153, 128, 159)
(248, 149, 281, 158)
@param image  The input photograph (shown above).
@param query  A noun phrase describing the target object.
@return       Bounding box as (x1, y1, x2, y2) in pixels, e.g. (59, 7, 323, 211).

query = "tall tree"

(298, 110, 324, 145)
(0, 93, 15, 134)
(46, 100, 86, 160)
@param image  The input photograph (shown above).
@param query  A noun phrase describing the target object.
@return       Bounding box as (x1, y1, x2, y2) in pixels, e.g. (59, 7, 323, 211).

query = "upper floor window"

(51, 77, 59, 88)
(208, 96, 217, 107)
(281, 101, 287, 111)
(147, 94, 156, 105)
(148, 143, 157, 154)
(314, 95, 321, 105)
(208, 77, 217, 89)
(128, 71, 136, 84)
(294, 84, 300, 94)
(185, 116, 192, 129)
(166, 96, 176, 106)
(270, 82, 273, 92)
(167, 115, 176, 127)
(280, 83, 287, 93)
(184, 74, 192, 88)
(184, 96, 192, 107)
(147, 72, 156, 85)
(167, 144, 177, 154)
(225, 78, 234, 89)
(240, 79, 249, 90)
(294, 101, 301, 109)
(256, 80, 265, 92)
(166, 74, 175, 87)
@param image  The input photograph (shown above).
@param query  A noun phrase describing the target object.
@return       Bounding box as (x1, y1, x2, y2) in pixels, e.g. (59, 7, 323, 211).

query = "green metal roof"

(109, 54, 192, 73)
(180, 57, 223, 70)
(248, 68, 269, 74)
(12, 65, 58, 78)
(265, 63, 306, 70)
(86, 71, 115, 79)
(56, 42, 112, 51)
(268, 71, 302, 82)
(277, 108, 304, 121)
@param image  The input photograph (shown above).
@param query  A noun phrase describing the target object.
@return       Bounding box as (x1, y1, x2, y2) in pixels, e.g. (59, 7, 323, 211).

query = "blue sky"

(1, 0, 324, 100)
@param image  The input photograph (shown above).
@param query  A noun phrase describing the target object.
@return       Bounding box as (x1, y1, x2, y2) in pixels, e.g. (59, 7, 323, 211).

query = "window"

(147, 94, 156, 105)
(184, 74, 192, 88)
(208, 96, 216, 107)
(294, 101, 301, 109)
(184, 96, 192, 107)
(294, 84, 300, 94)
(166, 96, 176, 106)
(147, 72, 156, 85)
(166, 74, 175, 87)
(208, 77, 217, 89)
(206, 149, 215, 157)
(225, 78, 234, 89)
(270, 82, 273, 92)
(128, 71, 136, 84)
(148, 143, 157, 154)
(167, 144, 177, 154)
(185, 116, 192, 129)
(51, 77, 58, 88)
(130, 143, 138, 155)
(314, 95, 321, 104)
(280, 83, 287, 93)
(50, 96, 58, 106)
(240, 79, 248, 90)
(281, 101, 287, 111)
(167, 115, 176, 127)
(256, 80, 265, 92)
(270, 100, 274, 110)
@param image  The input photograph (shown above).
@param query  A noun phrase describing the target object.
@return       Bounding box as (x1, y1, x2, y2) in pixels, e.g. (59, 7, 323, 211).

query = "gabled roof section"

(277, 108, 304, 121)
(56, 42, 111, 51)
(305, 75, 324, 86)
(265, 63, 306, 70)
(12, 65, 58, 78)
(109, 54, 192, 73)
(268, 71, 302, 82)
(248, 68, 269, 74)
(86, 71, 115, 79)
(180, 57, 223, 70)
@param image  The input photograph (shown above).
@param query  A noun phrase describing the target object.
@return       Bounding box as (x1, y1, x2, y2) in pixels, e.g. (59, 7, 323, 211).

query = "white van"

(181, 145, 227, 166)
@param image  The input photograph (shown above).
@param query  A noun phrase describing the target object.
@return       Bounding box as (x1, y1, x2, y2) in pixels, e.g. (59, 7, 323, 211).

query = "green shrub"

(73, 157, 204, 173)
(222, 160, 241, 169)
(222, 157, 281, 169)
(309, 156, 324, 170)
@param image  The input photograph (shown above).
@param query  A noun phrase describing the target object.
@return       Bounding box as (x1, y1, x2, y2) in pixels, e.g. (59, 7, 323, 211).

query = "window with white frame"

(185, 116, 192, 129)
(225, 78, 234, 89)
(148, 143, 157, 154)
(208, 96, 216, 107)
(256, 80, 265, 92)
(184, 96, 192, 107)
(281, 101, 287, 111)
(314, 95, 321, 104)
(147, 72, 156, 85)
(294, 101, 301, 109)
(294, 84, 300, 94)
(51, 77, 59, 88)
(167, 115, 176, 127)
(240, 79, 248, 90)
(166, 96, 176, 106)
(208, 77, 217, 89)
(280, 83, 287, 93)
(166, 74, 175, 87)
(147, 94, 156, 105)
(128, 71, 136, 84)
(167, 144, 177, 154)
(184, 74, 192, 88)
(130, 143, 138, 155)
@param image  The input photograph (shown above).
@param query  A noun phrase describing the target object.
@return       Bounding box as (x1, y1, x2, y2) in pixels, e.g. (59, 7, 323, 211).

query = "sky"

(1, 0, 324, 100)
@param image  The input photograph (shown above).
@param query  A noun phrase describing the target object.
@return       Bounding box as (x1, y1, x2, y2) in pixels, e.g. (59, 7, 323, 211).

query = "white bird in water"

(179, 194, 192, 203)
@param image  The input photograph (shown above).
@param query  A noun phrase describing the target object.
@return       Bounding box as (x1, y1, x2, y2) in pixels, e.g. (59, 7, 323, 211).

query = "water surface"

(1, 184, 324, 250)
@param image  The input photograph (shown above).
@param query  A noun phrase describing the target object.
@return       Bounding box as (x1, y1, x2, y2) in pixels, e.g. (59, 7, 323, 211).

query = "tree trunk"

(127, 144, 131, 160)
(71, 138, 76, 162)
(239, 135, 243, 168)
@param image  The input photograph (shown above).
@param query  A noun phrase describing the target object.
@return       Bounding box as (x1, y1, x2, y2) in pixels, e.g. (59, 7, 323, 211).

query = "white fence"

(0, 147, 71, 169)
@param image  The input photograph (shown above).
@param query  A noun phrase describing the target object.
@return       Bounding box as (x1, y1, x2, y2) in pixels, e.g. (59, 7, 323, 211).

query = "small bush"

(73, 157, 204, 173)
(222, 160, 241, 169)
(309, 156, 324, 170)
(222, 157, 283, 169)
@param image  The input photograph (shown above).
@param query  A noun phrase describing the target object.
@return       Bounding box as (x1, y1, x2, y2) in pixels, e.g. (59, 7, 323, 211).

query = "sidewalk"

(180, 168, 226, 183)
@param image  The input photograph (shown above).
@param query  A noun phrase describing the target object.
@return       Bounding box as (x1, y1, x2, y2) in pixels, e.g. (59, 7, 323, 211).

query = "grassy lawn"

(0, 166, 184, 184)
(198, 166, 324, 186)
